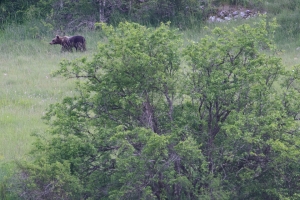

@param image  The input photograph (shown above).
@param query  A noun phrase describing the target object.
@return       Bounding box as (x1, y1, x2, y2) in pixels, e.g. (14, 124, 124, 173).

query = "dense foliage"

(10, 18, 300, 199)
(2, 0, 299, 36)
(0, 0, 213, 31)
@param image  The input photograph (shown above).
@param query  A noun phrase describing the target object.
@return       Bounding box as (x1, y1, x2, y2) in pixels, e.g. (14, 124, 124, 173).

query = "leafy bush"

(0, 162, 18, 200)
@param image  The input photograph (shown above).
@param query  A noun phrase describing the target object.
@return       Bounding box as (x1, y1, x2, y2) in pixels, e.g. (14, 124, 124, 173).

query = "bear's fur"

(50, 35, 86, 52)
(68, 35, 86, 52)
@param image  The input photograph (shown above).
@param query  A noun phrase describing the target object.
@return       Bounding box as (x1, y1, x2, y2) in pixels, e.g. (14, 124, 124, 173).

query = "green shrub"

(0, 162, 18, 200)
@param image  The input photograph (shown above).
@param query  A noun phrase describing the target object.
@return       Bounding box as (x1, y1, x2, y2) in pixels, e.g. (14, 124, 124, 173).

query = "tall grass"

(0, 24, 103, 163)
(0, 24, 105, 197)
(0, 22, 106, 198)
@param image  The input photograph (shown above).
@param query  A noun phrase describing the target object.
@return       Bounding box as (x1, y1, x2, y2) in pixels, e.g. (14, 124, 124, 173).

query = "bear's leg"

(77, 43, 82, 51)
(61, 46, 66, 52)
(75, 43, 78, 51)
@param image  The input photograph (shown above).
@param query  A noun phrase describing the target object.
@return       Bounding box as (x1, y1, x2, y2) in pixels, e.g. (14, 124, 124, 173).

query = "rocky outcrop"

(208, 6, 264, 23)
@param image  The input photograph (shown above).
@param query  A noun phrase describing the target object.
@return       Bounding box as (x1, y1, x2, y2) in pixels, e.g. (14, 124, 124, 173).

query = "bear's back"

(69, 36, 85, 44)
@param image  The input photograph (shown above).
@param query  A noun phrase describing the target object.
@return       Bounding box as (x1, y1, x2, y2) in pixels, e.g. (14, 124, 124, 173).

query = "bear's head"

(50, 35, 63, 45)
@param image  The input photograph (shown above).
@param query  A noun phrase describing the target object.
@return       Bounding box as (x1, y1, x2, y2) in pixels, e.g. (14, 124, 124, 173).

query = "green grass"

(0, 29, 102, 162)
(0, 52, 70, 161)
(0, 28, 104, 197)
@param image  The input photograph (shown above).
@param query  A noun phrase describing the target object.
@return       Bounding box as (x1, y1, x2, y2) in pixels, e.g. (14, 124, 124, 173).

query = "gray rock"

(232, 11, 239, 16)
(208, 16, 216, 22)
(240, 11, 246, 18)
(206, 7, 259, 23)
(216, 18, 224, 22)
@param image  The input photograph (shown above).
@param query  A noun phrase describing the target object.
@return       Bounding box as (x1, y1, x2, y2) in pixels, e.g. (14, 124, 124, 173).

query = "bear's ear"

(56, 35, 59, 39)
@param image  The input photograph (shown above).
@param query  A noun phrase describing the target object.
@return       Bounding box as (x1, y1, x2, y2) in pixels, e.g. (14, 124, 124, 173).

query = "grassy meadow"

(0, 26, 101, 163)
(1, 17, 300, 187)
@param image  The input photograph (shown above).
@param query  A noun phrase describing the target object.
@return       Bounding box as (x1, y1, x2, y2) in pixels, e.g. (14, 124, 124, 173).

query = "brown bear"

(50, 35, 86, 52)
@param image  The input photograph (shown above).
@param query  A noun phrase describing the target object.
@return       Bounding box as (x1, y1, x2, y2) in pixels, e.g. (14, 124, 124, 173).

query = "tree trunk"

(98, 0, 106, 22)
